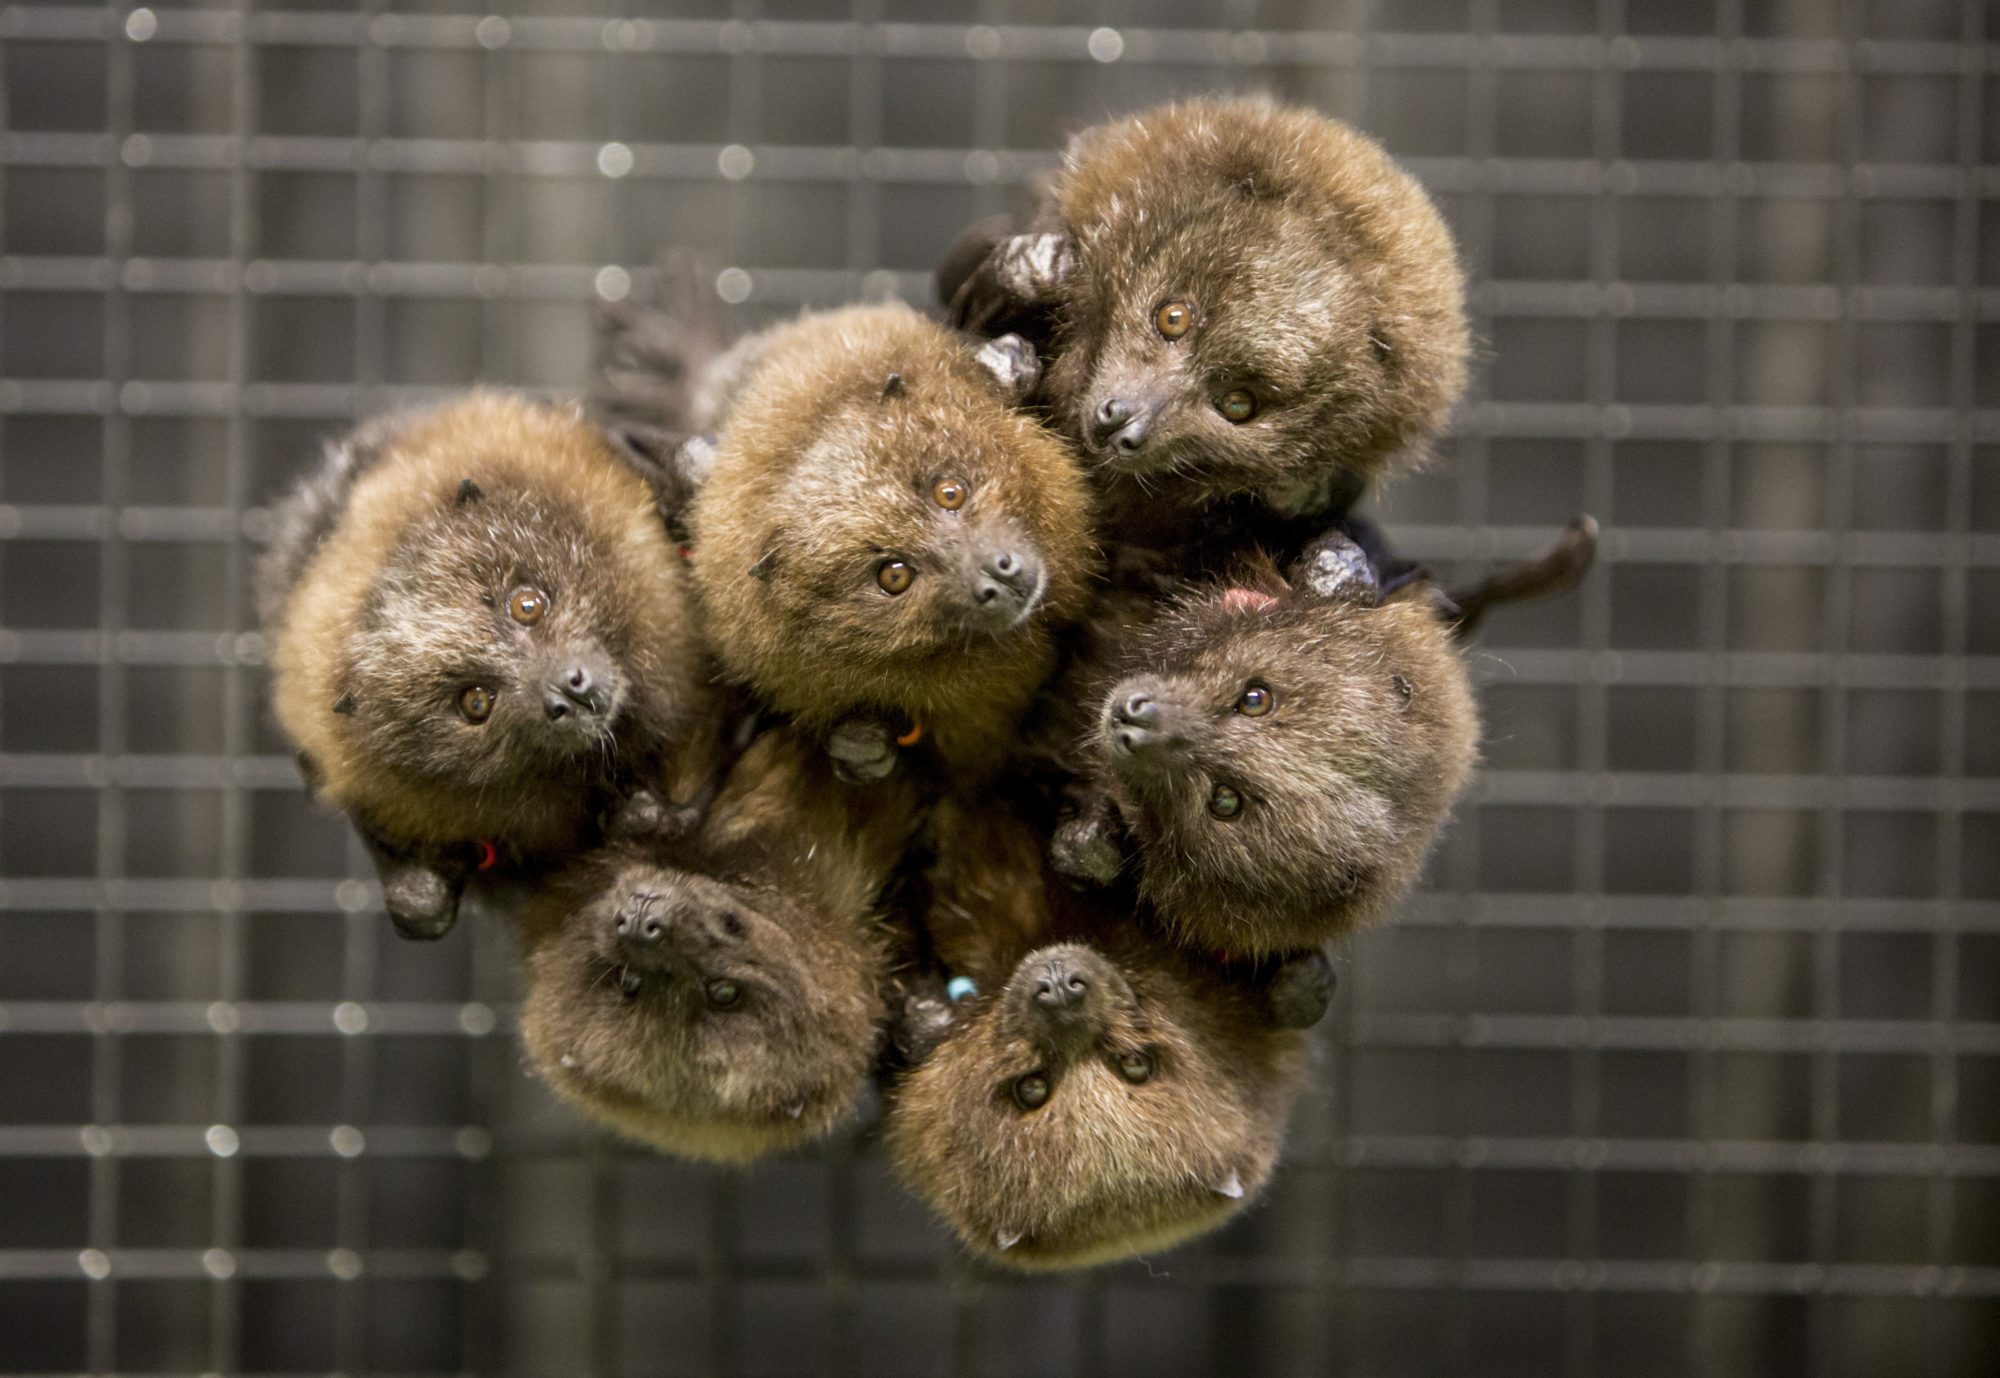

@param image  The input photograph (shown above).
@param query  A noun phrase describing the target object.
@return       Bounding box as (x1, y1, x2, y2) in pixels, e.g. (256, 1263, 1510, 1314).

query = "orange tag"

(895, 720, 925, 747)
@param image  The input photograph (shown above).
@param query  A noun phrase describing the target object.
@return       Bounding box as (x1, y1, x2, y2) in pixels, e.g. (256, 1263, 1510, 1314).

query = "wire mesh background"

(1, 0, 1996, 1374)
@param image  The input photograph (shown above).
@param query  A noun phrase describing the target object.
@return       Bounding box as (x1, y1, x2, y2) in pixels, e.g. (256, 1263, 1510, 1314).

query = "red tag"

(475, 839, 499, 871)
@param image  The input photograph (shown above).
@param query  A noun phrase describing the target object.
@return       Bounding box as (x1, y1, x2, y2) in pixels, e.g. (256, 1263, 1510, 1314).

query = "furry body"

(1079, 540, 1479, 956)
(517, 727, 923, 1162)
(260, 392, 707, 931)
(885, 798, 1310, 1270)
(944, 98, 1468, 550)
(687, 303, 1097, 773)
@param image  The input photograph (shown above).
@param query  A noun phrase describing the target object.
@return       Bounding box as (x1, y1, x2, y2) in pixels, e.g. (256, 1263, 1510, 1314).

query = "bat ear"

(1287, 530, 1381, 607)
(746, 523, 785, 581)
(744, 516, 796, 580)
(971, 333, 1042, 404)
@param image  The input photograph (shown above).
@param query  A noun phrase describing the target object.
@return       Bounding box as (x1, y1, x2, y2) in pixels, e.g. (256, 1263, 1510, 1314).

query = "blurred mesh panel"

(1, 0, 1995, 1375)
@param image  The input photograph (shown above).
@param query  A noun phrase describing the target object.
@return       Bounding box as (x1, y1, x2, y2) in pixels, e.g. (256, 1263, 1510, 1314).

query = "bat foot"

(382, 866, 460, 941)
(1050, 813, 1123, 887)
(827, 718, 899, 784)
(1266, 949, 1336, 1029)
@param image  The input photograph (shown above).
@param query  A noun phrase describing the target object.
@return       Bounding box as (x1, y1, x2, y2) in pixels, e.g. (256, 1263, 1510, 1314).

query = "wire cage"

(1, 0, 1995, 1374)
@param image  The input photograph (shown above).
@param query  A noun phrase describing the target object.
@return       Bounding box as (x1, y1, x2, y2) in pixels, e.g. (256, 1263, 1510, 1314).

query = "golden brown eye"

(1116, 1050, 1154, 1085)
(932, 477, 968, 510)
(1155, 300, 1193, 340)
(458, 686, 494, 723)
(1209, 784, 1242, 820)
(507, 586, 548, 626)
(706, 978, 742, 1009)
(1217, 389, 1258, 423)
(877, 560, 914, 595)
(1236, 683, 1274, 716)
(1013, 1071, 1051, 1110)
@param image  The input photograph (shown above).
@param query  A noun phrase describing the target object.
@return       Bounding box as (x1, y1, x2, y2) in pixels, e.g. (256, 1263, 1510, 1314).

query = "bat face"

(1043, 97, 1469, 517)
(1092, 584, 1477, 955)
(1061, 205, 1391, 517)
(887, 938, 1303, 1270)
(265, 392, 702, 857)
(520, 851, 883, 1162)
(345, 487, 638, 790)
(686, 305, 1096, 752)
(727, 389, 1072, 662)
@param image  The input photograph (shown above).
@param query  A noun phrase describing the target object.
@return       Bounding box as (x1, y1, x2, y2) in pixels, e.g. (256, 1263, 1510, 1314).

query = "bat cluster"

(259, 97, 1596, 1271)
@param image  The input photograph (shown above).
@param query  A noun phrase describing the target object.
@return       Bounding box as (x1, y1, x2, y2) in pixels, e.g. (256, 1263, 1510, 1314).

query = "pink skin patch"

(1218, 587, 1278, 615)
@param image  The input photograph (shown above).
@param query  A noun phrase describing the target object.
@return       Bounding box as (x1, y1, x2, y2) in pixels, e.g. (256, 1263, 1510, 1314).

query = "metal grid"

(0, 0, 1994, 1374)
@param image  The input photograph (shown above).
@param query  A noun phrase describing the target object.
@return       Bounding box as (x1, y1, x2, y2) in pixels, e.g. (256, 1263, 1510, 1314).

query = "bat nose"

(545, 664, 610, 720)
(1032, 960, 1091, 1010)
(613, 912, 664, 957)
(1090, 396, 1135, 443)
(974, 547, 1043, 611)
(1109, 413, 1154, 453)
(611, 896, 679, 973)
(1008, 944, 1122, 1044)
(1111, 690, 1171, 755)
(1090, 395, 1161, 454)
(1115, 691, 1160, 729)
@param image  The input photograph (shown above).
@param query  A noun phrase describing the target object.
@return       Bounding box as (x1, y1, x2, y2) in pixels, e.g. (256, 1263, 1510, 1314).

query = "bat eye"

(1154, 300, 1194, 340)
(877, 560, 914, 595)
(1216, 389, 1258, 423)
(1115, 1050, 1154, 1085)
(706, 978, 743, 1009)
(1012, 1071, 1051, 1110)
(507, 585, 549, 625)
(618, 967, 642, 999)
(458, 686, 494, 723)
(932, 477, 968, 510)
(1208, 784, 1243, 820)
(1236, 683, 1274, 716)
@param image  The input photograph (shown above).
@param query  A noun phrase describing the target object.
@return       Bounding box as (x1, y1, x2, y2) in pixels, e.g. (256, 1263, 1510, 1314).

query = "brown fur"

(687, 303, 1097, 772)
(885, 798, 1308, 1270)
(261, 392, 706, 861)
(516, 728, 923, 1162)
(1091, 562, 1479, 956)
(953, 97, 1468, 532)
